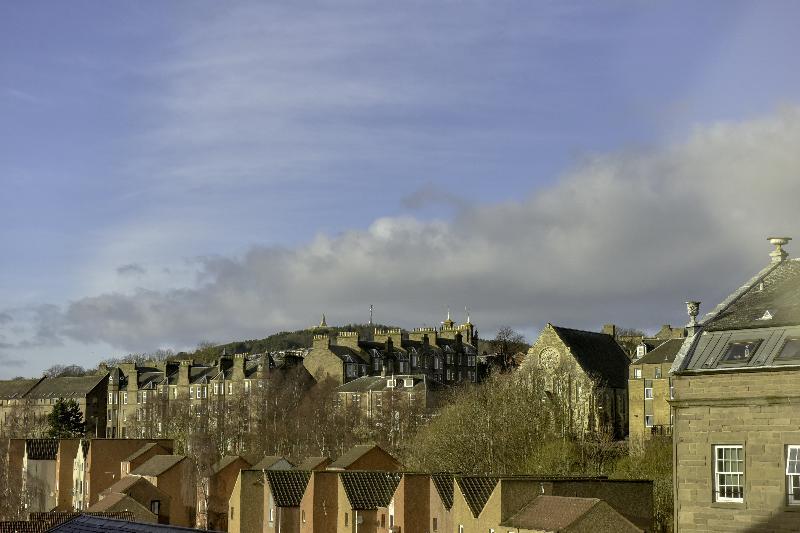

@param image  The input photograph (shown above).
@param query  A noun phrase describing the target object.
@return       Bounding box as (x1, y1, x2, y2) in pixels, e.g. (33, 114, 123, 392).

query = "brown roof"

(131, 455, 185, 477)
(85, 492, 152, 515)
(339, 471, 402, 510)
(500, 495, 639, 531)
(329, 444, 397, 469)
(295, 456, 331, 471)
(123, 443, 161, 463)
(265, 470, 311, 507)
(48, 514, 208, 532)
(251, 455, 293, 470)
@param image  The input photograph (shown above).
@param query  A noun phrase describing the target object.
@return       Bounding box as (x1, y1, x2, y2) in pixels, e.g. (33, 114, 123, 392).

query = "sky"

(2, 1, 800, 378)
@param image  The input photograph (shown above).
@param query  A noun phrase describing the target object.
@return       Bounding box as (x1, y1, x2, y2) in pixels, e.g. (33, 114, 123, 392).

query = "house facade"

(304, 313, 479, 386)
(671, 237, 800, 532)
(628, 338, 683, 443)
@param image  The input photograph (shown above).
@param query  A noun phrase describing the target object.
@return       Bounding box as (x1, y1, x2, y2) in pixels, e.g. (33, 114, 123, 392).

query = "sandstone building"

(671, 237, 800, 532)
(523, 324, 629, 438)
(628, 338, 683, 442)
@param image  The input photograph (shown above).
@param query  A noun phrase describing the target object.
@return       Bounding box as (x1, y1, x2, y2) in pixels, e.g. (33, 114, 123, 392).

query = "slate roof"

(26, 439, 59, 460)
(130, 455, 185, 477)
(0, 378, 41, 399)
(703, 259, 800, 331)
(456, 476, 499, 518)
(339, 471, 402, 510)
(336, 374, 442, 393)
(634, 339, 685, 365)
(48, 514, 211, 532)
(431, 473, 454, 510)
(265, 470, 311, 507)
(9, 512, 136, 533)
(328, 345, 367, 364)
(251, 456, 293, 471)
(295, 456, 331, 471)
(500, 495, 614, 530)
(551, 326, 629, 388)
(25, 375, 107, 399)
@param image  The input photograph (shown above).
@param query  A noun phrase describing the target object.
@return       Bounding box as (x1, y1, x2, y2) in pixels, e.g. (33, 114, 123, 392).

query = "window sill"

(711, 501, 745, 510)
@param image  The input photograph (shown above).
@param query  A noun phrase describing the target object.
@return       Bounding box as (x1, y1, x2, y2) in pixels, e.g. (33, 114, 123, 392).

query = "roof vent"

(768, 236, 791, 263)
(757, 310, 773, 321)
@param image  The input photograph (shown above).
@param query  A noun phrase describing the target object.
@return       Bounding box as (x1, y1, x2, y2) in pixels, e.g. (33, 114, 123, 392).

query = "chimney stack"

(768, 236, 791, 263)
(686, 301, 701, 336)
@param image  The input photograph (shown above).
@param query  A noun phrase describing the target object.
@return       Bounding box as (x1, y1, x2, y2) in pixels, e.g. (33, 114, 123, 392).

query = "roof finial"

(686, 301, 700, 335)
(447, 306, 451, 321)
(768, 236, 791, 263)
(465, 305, 471, 324)
(369, 304, 373, 326)
(319, 314, 327, 328)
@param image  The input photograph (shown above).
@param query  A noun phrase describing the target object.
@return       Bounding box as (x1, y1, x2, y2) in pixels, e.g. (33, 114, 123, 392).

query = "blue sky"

(2, 1, 800, 377)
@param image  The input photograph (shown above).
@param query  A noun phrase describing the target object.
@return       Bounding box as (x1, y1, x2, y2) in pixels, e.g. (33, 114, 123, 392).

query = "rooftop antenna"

(465, 305, 470, 324)
(369, 304, 373, 326)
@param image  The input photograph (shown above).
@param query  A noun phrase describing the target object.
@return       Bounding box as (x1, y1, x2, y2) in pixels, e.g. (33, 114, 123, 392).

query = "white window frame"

(787, 445, 800, 505)
(644, 380, 653, 400)
(714, 445, 744, 503)
(645, 415, 654, 427)
(633, 368, 642, 379)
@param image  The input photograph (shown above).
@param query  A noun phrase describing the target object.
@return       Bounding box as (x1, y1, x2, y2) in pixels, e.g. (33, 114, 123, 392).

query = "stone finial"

(686, 301, 700, 325)
(768, 236, 791, 263)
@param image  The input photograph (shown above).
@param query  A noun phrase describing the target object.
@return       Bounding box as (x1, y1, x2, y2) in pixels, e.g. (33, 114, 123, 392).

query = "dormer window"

(636, 344, 647, 359)
(721, 340, 762, 364)
(777, 338, 800, 362)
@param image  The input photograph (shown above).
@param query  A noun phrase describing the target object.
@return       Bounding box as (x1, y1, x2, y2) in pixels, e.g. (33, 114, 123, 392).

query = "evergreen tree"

(46, 399, 85, 438)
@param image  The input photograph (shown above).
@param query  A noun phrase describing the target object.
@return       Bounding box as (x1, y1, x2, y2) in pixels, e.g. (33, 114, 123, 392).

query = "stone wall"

(672, 369, 800, 532)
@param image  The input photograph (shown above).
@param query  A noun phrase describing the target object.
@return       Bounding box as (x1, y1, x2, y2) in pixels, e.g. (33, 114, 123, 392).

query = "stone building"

(303, 313, 479, 386)
(671, 237, 800, 532)
(0, 375, 107, 437)
(628, 338, 683, 442)
(336, 373, 445, 419)
(523, 324, 629, 438)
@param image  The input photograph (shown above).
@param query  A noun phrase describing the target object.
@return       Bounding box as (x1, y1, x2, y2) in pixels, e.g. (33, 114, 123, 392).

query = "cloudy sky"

(2, 1, 800, 378)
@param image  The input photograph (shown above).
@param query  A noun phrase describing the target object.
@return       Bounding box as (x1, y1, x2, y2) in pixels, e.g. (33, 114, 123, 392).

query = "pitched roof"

(265, 470, 311, 507)
(634, 339, 685, 365)
(703, 259, 800, 332)
(431, 473, 454, 510)
(101, 476, 166, 499)
(0, 378, 41, 400)
(336, 374, 440, 393)
(295, 457, 331, 471)
(212, 456, 248, 475)
(339, 471, 402, 510)
(48, 514, 209, 532)
(15, 512, 135, 532)
(25, 375, 107, 399)
(123, 443, 161, 463)
(130, 455, 185, 477)
(329, 444, 396, 469)
(550, 326, 629, 388)
(26, 439, 59, 460)
(500, 495, 603, 530)
(85, 492, 153, 515)
(456, 476, 499, 517)
(0, 520, 51, 533)
(251, 456, 293, 471)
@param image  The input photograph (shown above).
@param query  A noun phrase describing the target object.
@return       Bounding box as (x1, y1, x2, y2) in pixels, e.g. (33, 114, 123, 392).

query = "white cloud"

(15, 106, 800, 354)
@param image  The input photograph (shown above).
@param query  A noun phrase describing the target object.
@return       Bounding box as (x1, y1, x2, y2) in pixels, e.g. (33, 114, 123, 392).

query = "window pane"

(722, 340, 762, 363)
(778, 339, 800, 361)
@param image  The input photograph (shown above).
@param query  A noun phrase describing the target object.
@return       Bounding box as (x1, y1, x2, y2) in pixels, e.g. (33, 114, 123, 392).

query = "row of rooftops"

(0, 374, 106, 401)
